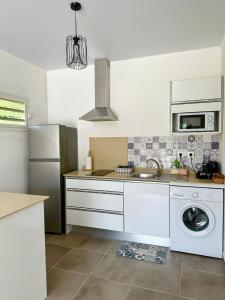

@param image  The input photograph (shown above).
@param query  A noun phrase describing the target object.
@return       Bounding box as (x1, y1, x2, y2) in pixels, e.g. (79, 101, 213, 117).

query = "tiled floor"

(46, 232, 225, 300)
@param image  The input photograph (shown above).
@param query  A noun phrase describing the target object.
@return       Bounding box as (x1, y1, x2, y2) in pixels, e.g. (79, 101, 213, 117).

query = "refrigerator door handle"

(30, 158, 61, 162)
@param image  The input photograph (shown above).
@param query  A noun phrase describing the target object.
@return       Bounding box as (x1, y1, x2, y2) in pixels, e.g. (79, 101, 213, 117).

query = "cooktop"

(90, 169, 113, 176)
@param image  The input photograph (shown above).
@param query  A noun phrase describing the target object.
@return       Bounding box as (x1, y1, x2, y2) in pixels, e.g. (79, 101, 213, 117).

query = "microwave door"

(182, 114, 205, 130)
(178, 114, 206, 131)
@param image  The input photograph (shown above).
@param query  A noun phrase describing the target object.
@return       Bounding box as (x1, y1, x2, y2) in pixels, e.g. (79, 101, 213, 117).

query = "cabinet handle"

(66, 188, 123, 196)
(67, 206, 124, 215)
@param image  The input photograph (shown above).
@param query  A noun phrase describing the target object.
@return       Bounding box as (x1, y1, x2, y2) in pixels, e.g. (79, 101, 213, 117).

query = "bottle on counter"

(85, 151, 93, 170)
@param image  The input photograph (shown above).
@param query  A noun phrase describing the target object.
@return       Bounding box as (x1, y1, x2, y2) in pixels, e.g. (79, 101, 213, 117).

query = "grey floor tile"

(92, 254, 139, 284)
(133, 260, 181, 295)
(47, 233, 86, 248)
(45, 234, 55, 242)
(46, 237, 225, 300)
(127, 286, 179, 300)
(182, 253, 225, 275)
(56, 248, 103, 274)
(106, 240, 121, 255)
(77, 236, 113, 252)
(179, 298, 197, 300)
(47, 267, 87, 300)
(181, 269, 225, 300)
(46, 244, 71, 271)
(167, 251, 182, 266)
(73, 276, 129, 300)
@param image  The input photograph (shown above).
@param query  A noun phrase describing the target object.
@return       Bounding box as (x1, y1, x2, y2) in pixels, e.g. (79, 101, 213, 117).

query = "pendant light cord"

(74, 10, 78, 37)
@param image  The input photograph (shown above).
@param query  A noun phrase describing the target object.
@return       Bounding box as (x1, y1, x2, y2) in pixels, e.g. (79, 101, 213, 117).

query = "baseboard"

(71, 225, 170, 247)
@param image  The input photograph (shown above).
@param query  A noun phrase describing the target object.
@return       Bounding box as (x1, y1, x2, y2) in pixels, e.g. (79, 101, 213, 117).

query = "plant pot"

(170, 168, 188, 176)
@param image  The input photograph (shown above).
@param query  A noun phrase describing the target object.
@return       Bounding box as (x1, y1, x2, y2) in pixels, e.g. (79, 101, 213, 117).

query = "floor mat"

(117, 240, 168, 264)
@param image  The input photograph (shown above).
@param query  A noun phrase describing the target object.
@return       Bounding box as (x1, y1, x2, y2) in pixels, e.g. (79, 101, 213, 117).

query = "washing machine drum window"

(182, 207, 209, 232)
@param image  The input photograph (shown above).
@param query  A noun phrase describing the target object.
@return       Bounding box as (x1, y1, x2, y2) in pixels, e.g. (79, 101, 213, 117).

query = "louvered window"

(0, 98, 26, 126)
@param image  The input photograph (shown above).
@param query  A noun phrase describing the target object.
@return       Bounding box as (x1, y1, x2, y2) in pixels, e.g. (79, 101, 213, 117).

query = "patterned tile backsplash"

(128, 135, 220, 169)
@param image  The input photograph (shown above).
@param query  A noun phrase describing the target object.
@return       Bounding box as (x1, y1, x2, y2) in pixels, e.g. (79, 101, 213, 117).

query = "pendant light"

(66, 2, 87, 70)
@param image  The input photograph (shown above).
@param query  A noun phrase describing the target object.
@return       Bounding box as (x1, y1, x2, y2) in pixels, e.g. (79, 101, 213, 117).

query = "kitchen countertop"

(64, 170, 225, 189)
(0, 192, 49, 220)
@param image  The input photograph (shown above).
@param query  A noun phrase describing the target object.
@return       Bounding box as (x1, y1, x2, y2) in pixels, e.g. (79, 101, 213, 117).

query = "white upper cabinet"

(171, 76, 222, 103)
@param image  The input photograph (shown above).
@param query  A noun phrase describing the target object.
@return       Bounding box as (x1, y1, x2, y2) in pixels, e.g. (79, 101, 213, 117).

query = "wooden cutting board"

(212, 173, 225, 184)
(89, 137, 128, 170)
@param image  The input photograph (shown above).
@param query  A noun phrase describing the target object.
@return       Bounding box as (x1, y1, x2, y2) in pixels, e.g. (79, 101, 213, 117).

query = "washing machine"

(170, 185, 223, 258)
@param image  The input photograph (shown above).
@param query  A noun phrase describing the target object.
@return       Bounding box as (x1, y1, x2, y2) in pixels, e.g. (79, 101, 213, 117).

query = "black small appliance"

(196, 160, 219, 179)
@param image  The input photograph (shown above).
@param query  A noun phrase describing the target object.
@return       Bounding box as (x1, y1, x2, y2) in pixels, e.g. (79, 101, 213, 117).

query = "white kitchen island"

(0, 192, 48, 300)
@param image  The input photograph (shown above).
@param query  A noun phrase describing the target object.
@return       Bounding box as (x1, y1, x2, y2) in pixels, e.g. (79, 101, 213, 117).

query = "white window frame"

(0, 91, 29, 131)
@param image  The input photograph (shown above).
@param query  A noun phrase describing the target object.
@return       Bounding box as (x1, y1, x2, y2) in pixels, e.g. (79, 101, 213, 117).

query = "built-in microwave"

(177, 112, 216, 132)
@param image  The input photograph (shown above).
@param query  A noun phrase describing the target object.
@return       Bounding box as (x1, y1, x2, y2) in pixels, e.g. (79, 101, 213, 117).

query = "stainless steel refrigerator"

(29, 125, 78, 233)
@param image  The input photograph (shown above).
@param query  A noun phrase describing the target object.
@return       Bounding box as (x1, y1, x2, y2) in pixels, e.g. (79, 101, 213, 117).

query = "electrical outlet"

(188, 151, 195, 158)
(178, 152, 183, 159)
(178, 151, 189, 159)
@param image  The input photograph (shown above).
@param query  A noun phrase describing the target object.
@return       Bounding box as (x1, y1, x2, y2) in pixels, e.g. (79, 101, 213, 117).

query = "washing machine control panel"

(189, 191, 202, 200)
(170, 186, 222, 202)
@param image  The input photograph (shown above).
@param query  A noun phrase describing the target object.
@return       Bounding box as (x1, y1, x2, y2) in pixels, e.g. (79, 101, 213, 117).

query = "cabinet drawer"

(66, 179, 123, 193)
(66, 209, 124, 231)
(66, 191, 123, 212)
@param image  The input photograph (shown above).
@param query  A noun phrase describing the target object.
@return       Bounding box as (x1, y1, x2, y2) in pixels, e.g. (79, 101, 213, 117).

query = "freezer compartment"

(29, 125, 60, 159)
(29, 161, 63, 233)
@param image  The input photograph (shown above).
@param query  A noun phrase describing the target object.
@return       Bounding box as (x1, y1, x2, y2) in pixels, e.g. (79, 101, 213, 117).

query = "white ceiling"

(0, 0, 225, 70)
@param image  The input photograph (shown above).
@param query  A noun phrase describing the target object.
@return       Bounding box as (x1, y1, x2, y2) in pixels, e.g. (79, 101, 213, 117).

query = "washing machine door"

(179, 203, 215, 237)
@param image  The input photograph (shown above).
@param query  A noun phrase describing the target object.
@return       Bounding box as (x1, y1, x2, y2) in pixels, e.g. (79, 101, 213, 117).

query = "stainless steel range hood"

(79, 58, 118, 121)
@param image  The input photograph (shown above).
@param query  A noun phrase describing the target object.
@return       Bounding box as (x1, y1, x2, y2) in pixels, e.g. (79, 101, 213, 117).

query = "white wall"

(47, 47, 221, 167)
(220, 35, 225, 259)
(221, 37, 225, 174)
(0, 49, 47, 193)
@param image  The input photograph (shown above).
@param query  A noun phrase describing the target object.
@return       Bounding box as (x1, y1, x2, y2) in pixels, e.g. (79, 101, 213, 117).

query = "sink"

(131, 173, 158, 179)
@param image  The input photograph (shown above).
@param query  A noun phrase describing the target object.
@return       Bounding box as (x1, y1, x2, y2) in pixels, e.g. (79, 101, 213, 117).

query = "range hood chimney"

(79, 58, 118, 121)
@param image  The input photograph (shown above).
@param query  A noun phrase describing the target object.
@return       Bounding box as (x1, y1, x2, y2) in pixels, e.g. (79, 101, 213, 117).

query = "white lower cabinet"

(66, 178, 170, 239)
(66, 178, 123, 192)
(66, 178, 124, 232)
(0, 202, 47, 300)
(124, 182, 169, 238)
(67, 190, 123, 212)
(67, 209, 123, 231)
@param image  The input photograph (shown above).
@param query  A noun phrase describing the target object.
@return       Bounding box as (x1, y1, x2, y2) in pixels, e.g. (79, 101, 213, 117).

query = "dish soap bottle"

(86, 151, 93, 170)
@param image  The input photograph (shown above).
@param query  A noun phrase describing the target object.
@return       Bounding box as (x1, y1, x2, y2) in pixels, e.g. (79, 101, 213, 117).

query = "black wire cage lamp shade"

(66, 2, 88, 70)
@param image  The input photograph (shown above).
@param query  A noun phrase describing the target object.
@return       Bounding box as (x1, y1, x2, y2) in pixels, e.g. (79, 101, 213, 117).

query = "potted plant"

(171, 159, 188, 176)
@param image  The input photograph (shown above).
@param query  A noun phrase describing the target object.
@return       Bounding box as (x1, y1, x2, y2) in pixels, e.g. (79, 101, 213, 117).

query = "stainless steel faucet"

(146, 159, 161, 177)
